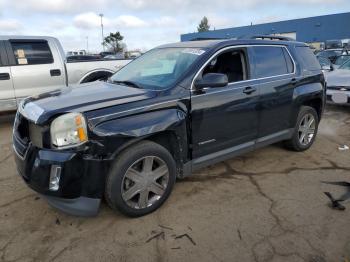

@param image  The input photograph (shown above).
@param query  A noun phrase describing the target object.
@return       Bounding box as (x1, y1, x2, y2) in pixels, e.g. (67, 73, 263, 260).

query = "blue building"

(181, 12, 350, 48)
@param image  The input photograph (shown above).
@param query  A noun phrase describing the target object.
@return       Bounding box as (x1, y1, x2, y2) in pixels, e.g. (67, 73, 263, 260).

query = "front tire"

(105, 141, 176, 217)
(285, 106, 319, 151)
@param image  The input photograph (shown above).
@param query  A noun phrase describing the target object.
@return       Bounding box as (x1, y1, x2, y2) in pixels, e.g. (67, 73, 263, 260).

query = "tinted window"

(283, 48, 294, 73)
(10, 41, 53, 65)
(297, 47, 321, 71)
(251, 46, 290, 78)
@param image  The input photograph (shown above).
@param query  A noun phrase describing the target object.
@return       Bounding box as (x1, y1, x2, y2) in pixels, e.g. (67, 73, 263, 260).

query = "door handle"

(0, 73, 10, 80)
(50, 69, 61, 77)
(243, 86, 257, 95)
(291, 78, 297, 85)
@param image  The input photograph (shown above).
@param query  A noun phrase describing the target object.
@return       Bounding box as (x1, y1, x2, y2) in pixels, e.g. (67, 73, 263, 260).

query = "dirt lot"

(0, 105, 349, 262)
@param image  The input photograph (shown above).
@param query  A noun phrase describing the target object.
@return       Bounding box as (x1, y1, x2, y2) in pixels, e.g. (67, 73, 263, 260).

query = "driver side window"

(202, 49, 248, 83)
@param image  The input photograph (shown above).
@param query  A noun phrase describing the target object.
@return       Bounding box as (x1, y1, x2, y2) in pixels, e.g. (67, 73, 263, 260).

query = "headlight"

(50, 113, 88, 148)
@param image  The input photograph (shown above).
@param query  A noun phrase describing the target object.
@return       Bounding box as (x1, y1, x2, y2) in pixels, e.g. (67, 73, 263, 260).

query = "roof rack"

(190, 37, 227, 41)
(240, 35, 294, 41)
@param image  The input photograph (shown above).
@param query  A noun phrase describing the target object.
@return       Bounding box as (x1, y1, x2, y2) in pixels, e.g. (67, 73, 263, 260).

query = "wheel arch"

(79, 69, 114, 84)
(92, 109, 190, 177)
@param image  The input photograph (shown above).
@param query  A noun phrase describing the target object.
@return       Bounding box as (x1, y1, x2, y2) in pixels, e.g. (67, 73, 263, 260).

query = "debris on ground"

(322, 181, 350, 211)
(146, 231, 165, 243)
(55, 218, 61, 225)
(338, 145, 349, 151)
(175, 233, 196, 246)
(324, 192, 346, 211)
(158, 224, 173, 230)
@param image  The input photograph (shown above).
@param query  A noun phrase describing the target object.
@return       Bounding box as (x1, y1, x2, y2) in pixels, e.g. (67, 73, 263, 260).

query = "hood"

(20, 81, 155, 124)
(326, 69, 350, 87)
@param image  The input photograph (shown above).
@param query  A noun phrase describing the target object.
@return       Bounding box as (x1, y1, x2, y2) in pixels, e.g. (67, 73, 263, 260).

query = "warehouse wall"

(181, 12, 350, 43)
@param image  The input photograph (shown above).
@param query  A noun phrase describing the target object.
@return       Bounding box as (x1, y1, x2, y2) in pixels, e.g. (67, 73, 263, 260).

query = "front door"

(0, 41, 16, 111)
(190, 47, 259, 161)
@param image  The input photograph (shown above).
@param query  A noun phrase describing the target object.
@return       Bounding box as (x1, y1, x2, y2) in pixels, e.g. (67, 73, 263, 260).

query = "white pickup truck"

(0, 36, 131, 111)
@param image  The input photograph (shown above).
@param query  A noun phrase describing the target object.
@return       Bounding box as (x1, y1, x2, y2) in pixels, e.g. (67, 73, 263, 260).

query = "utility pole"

(86, 36, 89, 54)
(99, 13, 104, 51)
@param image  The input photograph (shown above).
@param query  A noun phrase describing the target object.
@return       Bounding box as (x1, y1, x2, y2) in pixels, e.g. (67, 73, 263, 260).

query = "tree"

(197, 16, 210, 32)
(103, 32, 124, 53)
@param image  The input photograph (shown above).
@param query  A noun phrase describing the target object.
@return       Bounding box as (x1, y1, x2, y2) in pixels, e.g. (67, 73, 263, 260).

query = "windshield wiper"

(111, 80, 142, 89)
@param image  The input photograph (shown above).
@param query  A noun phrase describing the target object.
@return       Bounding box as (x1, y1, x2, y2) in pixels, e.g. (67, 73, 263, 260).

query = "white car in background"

(0, 36, 131, 111)
(325, 59, 350, 105)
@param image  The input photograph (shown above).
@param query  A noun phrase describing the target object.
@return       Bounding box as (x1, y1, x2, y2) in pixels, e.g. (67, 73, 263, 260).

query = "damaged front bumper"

(13, 135, 110, 217)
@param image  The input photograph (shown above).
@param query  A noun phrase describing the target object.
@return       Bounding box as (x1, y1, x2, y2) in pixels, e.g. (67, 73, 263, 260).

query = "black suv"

(13, 38, 325, 217)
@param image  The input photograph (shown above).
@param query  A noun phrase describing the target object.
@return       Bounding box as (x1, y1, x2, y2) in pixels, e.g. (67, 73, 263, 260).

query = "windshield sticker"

(17, 49, 25, 58)
(18, 58, 28, 65)
(182, 48, 206, 56)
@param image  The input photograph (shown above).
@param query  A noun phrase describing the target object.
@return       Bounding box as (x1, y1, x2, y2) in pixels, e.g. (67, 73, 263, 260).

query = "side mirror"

(321, 65, 331, 71)
(194, 73, 228, 89)
(321, 64, 334, 71)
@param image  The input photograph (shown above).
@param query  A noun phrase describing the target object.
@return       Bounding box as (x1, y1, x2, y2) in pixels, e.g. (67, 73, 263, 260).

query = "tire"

(105, 141, 176, 217)
(285, 106, 319, 152)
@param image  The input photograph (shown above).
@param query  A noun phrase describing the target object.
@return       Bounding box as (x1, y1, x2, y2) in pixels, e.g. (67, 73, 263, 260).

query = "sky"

(0, 0, 349, 53)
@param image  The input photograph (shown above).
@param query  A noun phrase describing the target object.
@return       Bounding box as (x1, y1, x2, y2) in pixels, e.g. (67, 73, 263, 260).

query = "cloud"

(73, 12, 101, 29)
(112, 15, 148, 28)
(151, 16, 177, 27)
(118, 0, 344, 13)
(0, 19, 22, 31)
(74, 12, 165, 30)
(11, 0, 110, 14)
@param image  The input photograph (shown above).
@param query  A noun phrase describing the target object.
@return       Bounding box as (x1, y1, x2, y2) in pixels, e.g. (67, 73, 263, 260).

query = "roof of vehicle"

(157, 39, 307, 49)
(0, 35, 58, 41)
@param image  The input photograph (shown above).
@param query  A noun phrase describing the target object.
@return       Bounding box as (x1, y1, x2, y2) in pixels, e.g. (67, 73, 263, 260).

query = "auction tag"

(182, 48, 206, 56)
(332, 93, 348, 104)
(17, 49, 25, 58)
(18, 58, 28, 65)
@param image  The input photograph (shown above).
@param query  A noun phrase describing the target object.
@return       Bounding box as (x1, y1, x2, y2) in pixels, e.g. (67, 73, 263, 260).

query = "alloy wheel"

(298, 113, 316, 146)
(121, 156, 169, 209)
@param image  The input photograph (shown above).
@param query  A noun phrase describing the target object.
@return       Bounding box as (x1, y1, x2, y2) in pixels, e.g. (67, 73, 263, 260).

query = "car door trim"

(185, 128, 294, 174)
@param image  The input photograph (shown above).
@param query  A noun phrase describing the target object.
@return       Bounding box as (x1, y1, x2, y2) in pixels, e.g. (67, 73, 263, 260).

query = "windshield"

(319, 50, 343, 58)
(111, 47, 205, 90)
(335, 55, 350, 66)
(340, 59, 350, 70)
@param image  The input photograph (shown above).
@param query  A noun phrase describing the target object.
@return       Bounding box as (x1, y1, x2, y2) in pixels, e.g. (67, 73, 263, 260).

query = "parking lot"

(0, 105, 349, 262)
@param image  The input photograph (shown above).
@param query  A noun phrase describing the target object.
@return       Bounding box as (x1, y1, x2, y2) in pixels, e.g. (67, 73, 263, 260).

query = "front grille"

(14, 113, 30, 143)
(13, 113, 31, 158)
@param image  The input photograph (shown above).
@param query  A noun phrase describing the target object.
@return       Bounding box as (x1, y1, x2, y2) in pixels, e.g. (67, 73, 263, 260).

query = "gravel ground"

(0, 105, 349, 262)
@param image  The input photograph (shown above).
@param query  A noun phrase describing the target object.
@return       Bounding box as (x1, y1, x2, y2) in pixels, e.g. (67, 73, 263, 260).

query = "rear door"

(248, 45, 296, 139)
(0, 40, 16, 111)
(6, 39, 65, 102)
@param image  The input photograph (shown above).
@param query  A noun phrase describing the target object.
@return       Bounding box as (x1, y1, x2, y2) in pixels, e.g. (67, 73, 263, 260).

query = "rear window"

(296, 46, 321, 71)
(10, 41, 54, 65)
(251, 46, 293, 78)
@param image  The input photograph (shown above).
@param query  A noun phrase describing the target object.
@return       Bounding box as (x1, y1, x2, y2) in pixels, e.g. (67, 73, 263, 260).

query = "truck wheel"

(285, 106, 319, 152)
(105, 141, 176, 217)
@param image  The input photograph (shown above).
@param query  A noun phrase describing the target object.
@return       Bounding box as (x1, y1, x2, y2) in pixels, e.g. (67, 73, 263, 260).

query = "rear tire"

(284, 106, 319, 152)
(105, 141, 176, 217)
